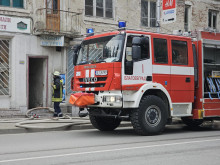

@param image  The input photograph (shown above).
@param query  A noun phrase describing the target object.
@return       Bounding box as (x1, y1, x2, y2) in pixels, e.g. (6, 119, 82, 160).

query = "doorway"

(28, 57, 48, 109)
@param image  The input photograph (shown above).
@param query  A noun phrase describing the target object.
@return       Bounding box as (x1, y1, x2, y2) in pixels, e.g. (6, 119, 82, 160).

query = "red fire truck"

(70, 29, 220, 135)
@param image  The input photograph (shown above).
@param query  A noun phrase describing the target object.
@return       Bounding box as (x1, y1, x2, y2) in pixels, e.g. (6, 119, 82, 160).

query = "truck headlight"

(103, 96, 122, 103)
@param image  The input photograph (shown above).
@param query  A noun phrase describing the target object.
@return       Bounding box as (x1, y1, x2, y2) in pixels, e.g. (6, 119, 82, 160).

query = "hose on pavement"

(13, 107, 90, 129)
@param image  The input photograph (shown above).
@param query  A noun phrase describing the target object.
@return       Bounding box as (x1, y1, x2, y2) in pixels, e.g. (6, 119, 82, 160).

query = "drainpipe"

(157, 0, 160, 33)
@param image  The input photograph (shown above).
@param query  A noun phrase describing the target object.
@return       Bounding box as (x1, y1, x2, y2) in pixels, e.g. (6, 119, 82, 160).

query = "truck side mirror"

(132, 37, 142, 61)
(72, 44, 81, 66)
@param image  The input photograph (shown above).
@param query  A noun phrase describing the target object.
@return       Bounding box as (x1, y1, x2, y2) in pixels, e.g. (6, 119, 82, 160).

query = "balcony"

(34, 8, 82, 37)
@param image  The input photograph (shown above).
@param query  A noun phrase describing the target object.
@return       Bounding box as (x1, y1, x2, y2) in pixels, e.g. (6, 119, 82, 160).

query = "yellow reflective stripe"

(52, 97, 62, 102)
(60, 80, 63, 98)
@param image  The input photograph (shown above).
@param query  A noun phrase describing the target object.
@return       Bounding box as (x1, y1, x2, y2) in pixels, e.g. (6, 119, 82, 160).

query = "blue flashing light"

(118, 21, 126, 28)
(87, 28, 94, 34)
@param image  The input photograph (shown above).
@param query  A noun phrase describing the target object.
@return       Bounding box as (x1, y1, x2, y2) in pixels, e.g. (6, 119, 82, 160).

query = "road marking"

(0, 138, 220, 163)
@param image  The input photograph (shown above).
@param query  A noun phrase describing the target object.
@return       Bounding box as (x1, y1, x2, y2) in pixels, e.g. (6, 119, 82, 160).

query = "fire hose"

(13, 107, 90, 129)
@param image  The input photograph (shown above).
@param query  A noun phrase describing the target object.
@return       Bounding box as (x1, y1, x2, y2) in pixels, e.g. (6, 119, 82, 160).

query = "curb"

(0, 122, 132, 135)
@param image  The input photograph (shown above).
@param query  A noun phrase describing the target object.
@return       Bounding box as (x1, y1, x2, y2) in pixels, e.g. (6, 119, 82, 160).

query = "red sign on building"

(163, 0, 176, 10)
(162, 0, 176, 24)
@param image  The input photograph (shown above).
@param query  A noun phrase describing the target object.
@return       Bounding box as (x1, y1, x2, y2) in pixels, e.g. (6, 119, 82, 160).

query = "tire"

(89, 115, 121, 131)
(130, 95, 168, 135)
(181, 117, 203, 128)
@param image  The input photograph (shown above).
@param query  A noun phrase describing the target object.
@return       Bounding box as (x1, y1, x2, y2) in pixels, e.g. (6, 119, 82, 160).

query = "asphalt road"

(0, 122, 220, 165)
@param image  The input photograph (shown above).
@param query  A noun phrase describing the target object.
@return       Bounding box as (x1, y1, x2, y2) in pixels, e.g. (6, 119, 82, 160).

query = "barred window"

(0, 39, 10, 95)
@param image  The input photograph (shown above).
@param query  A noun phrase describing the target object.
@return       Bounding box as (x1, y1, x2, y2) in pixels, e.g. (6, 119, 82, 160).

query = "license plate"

(95, 70, 108, 76)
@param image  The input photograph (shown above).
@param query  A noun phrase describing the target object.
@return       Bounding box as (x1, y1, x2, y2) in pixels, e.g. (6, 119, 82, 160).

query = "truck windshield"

(77, 34, 125, 65)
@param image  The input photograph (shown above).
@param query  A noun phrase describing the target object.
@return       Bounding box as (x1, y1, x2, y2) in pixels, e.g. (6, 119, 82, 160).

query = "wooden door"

(46, 0, 60, 32)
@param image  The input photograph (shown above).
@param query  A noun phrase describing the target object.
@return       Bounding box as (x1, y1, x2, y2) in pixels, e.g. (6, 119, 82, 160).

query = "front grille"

(78, 77, 107, 82)
(80, 83, 105, 88)
(77, 76, 107, 88)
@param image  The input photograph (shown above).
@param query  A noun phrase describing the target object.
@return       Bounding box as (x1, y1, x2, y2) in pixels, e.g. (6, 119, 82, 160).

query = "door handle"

(146, 76, 152, 81)
(186, 77, 191, 82)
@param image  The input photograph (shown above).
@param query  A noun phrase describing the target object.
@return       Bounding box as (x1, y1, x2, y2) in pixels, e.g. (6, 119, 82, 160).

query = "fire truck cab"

(70, 29, 220, 135)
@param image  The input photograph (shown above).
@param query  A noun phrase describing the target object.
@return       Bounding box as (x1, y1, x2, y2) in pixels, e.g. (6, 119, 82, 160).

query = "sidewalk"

(0, 117, 132, 135)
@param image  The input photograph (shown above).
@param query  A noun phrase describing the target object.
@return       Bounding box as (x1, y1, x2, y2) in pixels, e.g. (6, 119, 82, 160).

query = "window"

(126, 36, 150, 62)
(105, 0, 113, 18)
(141, 0, 156, 27)
(96, 0, 103, 17)
(172, 40, 188, 65)
(0, 0, 24, 8)
(208, 10, 218, 29)
(0, 39, 10, 95)
(47, 0, 59, 14)
(184, 5, 190, 32)
(153, 38, 168, 64)
(85, 0, 113, 18)
(85, 0, 93, 16)
(77, 34, 125, 65)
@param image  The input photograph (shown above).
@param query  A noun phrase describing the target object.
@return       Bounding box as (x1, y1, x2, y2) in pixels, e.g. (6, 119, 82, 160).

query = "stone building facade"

(0, 0, 219, 116)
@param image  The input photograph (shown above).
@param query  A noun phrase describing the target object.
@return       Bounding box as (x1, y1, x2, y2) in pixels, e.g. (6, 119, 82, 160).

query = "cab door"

(122, 34, 152, 90)
(170, 39, 194, 103)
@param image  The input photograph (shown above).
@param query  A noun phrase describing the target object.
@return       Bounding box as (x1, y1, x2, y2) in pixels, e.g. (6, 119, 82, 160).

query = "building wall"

(72, 0, 220, 34)
(0, 32, 64, 110)
(0, 0, 220, 113)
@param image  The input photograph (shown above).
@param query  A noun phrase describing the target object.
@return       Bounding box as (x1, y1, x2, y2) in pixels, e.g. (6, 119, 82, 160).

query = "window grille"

(0, 39, 10, 95)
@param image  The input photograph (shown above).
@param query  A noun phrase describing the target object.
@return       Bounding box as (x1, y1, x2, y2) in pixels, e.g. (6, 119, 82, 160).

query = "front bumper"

(90, 91, 123, 108)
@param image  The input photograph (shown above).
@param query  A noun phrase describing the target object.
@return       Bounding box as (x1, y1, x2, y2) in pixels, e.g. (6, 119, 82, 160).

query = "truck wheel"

(181, 117, 203, 128)
(130, 95, 168, 135)
(89, 115, 121, 131)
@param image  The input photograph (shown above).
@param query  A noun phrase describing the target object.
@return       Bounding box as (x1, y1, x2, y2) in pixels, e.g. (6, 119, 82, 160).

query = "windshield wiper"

(78, 61, 89, 65)
(95, 60, 106, 63)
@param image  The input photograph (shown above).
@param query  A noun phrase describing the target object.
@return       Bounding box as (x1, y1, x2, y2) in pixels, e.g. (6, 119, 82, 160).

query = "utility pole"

(157, 0, 161, 33)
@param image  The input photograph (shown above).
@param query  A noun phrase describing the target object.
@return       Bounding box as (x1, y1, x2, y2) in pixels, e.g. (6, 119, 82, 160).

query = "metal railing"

(0, 39, 9, 95)
(34, 8, 82, 36)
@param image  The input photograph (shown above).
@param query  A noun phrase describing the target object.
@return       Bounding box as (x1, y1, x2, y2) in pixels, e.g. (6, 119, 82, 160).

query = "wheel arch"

(137, 83, 172, 118)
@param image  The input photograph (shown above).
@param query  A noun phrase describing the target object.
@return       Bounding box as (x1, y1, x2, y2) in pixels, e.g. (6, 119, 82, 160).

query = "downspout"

(157, 0, 160, 33)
